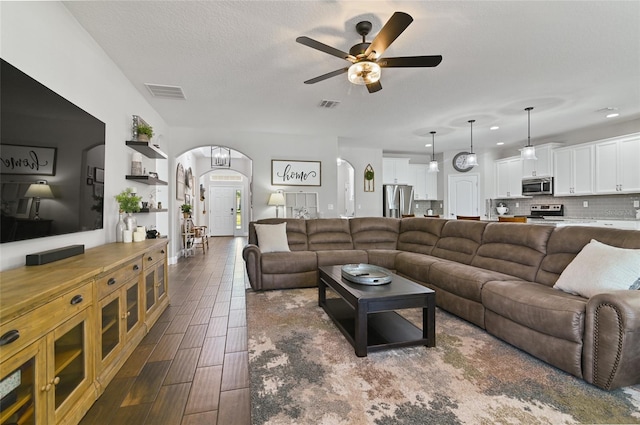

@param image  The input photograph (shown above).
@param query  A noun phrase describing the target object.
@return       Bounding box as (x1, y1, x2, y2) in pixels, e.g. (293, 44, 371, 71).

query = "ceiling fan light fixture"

(521, 107, 538, 160)
(348, 61, 381, 85)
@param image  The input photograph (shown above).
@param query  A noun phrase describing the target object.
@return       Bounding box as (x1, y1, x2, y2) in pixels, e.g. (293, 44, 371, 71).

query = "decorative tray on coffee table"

(341, 264, 393, 285)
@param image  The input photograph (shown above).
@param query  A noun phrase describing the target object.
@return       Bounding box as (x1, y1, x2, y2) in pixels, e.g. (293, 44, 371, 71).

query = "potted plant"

(136, 123, 154, 142)
(115, 188, 142, 213)
(181, 203, 192, 218)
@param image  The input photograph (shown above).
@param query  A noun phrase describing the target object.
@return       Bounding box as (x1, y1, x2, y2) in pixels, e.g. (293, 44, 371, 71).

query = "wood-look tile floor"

(80, 236, 251, 425)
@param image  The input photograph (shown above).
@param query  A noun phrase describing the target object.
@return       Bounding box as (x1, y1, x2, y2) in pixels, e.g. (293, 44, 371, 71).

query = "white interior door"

(448, 174, 479, 218)
(209, 186, 236, 236)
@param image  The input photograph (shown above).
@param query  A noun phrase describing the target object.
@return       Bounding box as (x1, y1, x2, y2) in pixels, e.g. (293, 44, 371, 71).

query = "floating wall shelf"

(125, 175, 168, 185)
(126, 141, 168, 159)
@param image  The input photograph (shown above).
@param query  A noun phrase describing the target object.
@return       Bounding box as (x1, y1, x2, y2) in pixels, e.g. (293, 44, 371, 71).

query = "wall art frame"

(271, 160, 321, 186)
(0, 144, 57, 175)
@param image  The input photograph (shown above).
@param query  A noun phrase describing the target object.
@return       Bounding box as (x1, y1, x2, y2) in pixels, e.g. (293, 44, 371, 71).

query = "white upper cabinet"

(383, 158, 410, 184)
(495, 156, 523, 198)
(594, 134, 640, 194)
(522, 144, 559, 178)
(553, 144, 594, 196)
(408, 164, 439, 200)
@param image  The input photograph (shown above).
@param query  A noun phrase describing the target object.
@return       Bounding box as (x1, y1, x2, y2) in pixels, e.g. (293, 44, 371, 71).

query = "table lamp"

(267, 191, 285, 218)
(25, 181, 54, 220)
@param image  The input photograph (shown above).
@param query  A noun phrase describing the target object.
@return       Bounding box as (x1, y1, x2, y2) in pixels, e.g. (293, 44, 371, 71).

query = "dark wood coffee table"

(318, 265, 435, 357)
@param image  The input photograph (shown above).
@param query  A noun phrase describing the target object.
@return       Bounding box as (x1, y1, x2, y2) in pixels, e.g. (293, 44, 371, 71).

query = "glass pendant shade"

(467, 119, 479, 167)
(521, 107, 538, 160)
(348, 61, 381, 85)
(428, 131, 439, 173)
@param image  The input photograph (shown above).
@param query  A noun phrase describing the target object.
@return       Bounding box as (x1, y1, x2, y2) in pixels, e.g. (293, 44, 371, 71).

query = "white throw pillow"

(255, 223, 290, 253)
(553, 239, 640, 298)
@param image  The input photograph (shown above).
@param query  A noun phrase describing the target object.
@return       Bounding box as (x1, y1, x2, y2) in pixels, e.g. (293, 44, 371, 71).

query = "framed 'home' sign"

(0, 144, 57, 175)
(271, 160, 321, 186)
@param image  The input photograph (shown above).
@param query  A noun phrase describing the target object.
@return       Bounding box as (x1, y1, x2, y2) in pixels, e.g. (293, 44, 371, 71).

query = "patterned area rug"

(247, 288, 640, 425)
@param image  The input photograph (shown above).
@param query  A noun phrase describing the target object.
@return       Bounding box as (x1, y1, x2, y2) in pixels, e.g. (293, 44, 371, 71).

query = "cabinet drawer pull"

(0, 329, 20, 346)
(107, 277, 117, 286)
(133, 264, 140, 271)
(161, 250, 165, 254)
(70, 295, 84, 305)
(148, 256, 153, 261)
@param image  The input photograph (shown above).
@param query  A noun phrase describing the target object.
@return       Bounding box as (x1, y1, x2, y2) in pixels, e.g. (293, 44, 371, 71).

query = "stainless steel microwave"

(522, 177, 553, 196)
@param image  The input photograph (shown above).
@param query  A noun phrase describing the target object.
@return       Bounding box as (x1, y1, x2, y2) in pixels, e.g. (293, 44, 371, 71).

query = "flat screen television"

(0, 58, 106, 243)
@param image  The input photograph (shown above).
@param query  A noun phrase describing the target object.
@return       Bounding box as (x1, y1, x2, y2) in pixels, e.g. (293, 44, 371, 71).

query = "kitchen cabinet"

(553, 144, 594, 196)
(408, 164, 438, 200)
(595, 134, 640, 194)
(383, 158, 410, 184)
(522, 144, 559, 178)
(495, 157, 523, 198)
(0, 239, 169, 425)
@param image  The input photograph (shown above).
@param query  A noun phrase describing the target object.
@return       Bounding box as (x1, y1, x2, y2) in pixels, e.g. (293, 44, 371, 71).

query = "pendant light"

(466, 119, 479, 167)
(521, 106, 538, 160)
(428, 131, 439, 173)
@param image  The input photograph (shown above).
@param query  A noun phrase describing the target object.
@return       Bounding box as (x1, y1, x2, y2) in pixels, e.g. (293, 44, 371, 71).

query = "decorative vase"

(116, 212, 126, 242)
(124, 213, 137, 231)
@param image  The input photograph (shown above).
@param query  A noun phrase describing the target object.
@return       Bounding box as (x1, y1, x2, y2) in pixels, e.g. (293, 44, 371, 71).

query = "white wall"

(338, 145, 384, 217)
(0, 2, 167, 270)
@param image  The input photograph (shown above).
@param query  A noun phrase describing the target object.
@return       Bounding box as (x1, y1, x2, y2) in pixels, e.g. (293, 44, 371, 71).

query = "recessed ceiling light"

(496, 142, 504, 146)
(490, 126, 499, 130)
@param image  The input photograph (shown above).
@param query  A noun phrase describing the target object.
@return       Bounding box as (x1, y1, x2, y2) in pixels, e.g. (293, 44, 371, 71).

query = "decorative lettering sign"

(271, 160, 321, 186)
(0, 144, 57, 175)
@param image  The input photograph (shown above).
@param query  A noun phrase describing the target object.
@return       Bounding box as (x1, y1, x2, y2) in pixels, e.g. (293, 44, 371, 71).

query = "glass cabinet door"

(52, 310, 91, 423)
(125, 281, 140, 334)
(157, 265, 166, 300)
(0, 340, 43, 425)
(100, 295, 120, 360)
(145, 271, 156, 313)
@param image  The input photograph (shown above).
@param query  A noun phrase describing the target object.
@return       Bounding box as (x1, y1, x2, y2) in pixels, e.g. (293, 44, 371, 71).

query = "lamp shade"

(267, 192, 285, 206)
(25, 183, 54, 198)
(348, 61, 381, 85)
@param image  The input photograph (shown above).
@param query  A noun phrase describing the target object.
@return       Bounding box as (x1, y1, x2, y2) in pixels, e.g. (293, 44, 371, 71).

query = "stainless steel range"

(529, 204, 564, 219)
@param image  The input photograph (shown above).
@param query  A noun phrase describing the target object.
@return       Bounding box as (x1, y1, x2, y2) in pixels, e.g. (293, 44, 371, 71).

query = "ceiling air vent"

(144, 83, 186, 99)
(318, 99, 340, 109)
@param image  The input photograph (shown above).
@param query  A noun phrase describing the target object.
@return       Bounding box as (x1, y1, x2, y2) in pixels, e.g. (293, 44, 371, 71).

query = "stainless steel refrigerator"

(383, 184, 414, 217)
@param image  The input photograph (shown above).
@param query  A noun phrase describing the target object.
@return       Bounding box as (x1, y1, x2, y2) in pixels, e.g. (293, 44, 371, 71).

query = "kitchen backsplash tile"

(491, 193, 640, 220)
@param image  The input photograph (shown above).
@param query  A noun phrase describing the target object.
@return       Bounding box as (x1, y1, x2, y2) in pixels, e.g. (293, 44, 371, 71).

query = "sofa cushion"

(307, 218, 354, 251)
(537, 226, 640, 287)
(366, 249, 401, 270)
(430, 220, 487, 264)
(395, 251, 443, 283)
(553, 239, 640, 298)
(316, 249, 368, 267)
(483, 280, 586, 343)
(251, 218, 308, 251)
(261, 251, 317, 274)
(350, 217, 400, 250)
(471, 223, 553, 281)
(254, 223, 290, 253)
(429, 261, 516, 303)
(397, 217, 446, 255)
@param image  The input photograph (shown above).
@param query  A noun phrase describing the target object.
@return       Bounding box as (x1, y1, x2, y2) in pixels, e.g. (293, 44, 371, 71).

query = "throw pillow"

(553, 239, 640, 298)
(255, 222, 290, 253)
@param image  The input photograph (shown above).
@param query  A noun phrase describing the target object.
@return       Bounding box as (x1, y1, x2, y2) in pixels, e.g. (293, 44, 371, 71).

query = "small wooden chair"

(192, 225, 209, 253)
(456, 215, 481, 221)
(498, 216, 527, 223)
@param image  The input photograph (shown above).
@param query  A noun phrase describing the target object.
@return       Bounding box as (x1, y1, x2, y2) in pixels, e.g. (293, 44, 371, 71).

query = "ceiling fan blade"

(366, 81, 382, 93)
(304, 67, 349, 84)
(296, 36, 355, 62)
(378, 55, 443, 68)
(364, 12, 413, 59)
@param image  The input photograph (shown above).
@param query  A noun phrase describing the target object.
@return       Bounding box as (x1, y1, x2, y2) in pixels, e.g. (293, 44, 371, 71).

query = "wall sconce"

(211, 146, 231, 168)
(24, 181, 54, 220)
(268, 191, 285, 218)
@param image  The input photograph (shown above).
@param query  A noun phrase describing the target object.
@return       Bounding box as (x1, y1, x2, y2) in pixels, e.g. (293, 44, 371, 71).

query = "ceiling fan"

(296, 11, 442, 93)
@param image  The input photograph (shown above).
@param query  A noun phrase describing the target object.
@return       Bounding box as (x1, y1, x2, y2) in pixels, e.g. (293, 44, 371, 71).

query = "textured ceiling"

(63, 1, 640, 155)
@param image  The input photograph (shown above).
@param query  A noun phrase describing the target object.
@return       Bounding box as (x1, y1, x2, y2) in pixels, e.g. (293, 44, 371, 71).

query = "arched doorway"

(337, 158, 355, 217)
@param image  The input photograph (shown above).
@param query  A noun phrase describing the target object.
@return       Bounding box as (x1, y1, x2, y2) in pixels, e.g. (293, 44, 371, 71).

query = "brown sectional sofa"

(242, 217, 640, 390)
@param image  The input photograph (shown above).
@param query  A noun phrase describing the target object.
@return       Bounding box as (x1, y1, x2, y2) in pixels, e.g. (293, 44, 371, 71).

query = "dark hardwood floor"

(80, 236, 251, 425)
